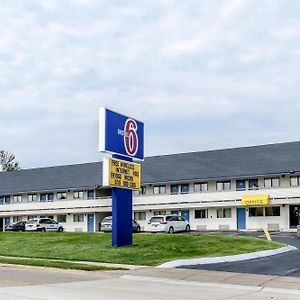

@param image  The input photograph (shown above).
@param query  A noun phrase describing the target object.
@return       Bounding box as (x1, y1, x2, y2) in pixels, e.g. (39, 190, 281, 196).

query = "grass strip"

(0, 232, 284, 266)
(0, 257, 126, 271)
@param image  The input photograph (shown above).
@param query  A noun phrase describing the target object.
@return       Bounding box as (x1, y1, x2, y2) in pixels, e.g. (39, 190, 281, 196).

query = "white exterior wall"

(2, 175, 300, 232)
(246, 206, 289, 230)
(63, 214, 86, 232)
(189, 208, 237, 231)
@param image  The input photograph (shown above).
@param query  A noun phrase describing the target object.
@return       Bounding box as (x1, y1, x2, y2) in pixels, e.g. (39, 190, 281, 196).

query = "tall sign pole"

(99, 108, 144, 247)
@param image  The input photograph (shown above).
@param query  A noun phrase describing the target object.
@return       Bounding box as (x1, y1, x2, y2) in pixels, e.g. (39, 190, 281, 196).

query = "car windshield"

(149, 217, 164, 223)
(102, 217, 112, 223)
(7, 222, 16, 226)
(27, 219, 38, 224)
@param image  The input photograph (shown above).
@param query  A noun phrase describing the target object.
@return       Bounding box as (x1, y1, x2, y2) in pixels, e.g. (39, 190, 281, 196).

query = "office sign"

(103, 157, 141, 190)
(241, 194, 270, 206)
(99, 108, 144, 160)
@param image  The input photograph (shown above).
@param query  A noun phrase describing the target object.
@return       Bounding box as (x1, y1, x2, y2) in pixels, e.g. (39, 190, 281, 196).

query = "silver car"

(100, 216, 141, 232)
(148, 215, 190, 233)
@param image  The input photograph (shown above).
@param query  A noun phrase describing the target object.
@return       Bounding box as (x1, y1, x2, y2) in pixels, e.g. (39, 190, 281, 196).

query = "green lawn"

(0, 232, 283, 266)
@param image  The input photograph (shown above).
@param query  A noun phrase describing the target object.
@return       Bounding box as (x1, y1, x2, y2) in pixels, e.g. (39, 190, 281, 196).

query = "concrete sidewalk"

(1, 271, 300, 300)
(126, 267, 300, 290)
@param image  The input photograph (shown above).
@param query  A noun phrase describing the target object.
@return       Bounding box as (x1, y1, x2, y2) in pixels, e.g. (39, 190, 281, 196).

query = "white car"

(148, 215, 190, 233)
(25, 218, 64, 232)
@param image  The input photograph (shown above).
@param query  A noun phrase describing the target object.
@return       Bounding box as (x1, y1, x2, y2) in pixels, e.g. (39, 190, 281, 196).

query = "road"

(0, 267, 299, 299)
(182, 231, 300, 277)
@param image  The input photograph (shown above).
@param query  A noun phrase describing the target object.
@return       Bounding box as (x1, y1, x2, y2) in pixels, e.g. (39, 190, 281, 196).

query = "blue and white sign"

(99, 107, 144, 161)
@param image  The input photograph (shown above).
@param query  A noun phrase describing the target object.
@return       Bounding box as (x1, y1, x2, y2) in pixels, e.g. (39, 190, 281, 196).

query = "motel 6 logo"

(118, 118, 139, 156)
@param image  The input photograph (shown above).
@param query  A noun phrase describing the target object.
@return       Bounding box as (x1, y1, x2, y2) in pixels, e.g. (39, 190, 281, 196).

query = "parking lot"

(182, 231, 300, 277)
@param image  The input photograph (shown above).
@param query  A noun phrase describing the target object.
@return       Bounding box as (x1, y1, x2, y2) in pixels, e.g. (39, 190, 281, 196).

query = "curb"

(157, 245, 297, 268)
(0, 255, 144, 270)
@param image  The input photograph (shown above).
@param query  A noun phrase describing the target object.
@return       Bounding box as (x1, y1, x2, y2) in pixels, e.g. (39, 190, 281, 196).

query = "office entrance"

(290, 205, 300, 228)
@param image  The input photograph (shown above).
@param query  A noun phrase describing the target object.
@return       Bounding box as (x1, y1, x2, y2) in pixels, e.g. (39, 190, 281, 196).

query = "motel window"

(13, 216, 22, 222)
(236, 180, 246, 190)
(57, 215, 67, 223)
(194, 182, 208, 192)
(40, 194, 47, 202)
(265, 206, 280, 217)
(195, 209, 208, 219)
(170, 184, 179, 195)
(181, 184, 189, 194)
(216, 181, 231, 191)
(40, 193, 54, 202)
(216, 208, 231, 218)
(134, 186, 146, 197)
(87, 190, 94, 199)
(13, 195, 22, 203)
(0, 197, 4, 205)
(134, 212, 146, 221)
(154, 210, 166, 216)
(153, 185, 166, 195)
(264, 178, 280, 188)
(27, 215, 35, 220)
(139, 186, 146, 195)
(248, 179, 259, 189)
(57, 192, 67, 200)
(249, 207, 264, 217)
(73, 191, 84, 199)
(290, 177, 299, 186)
(73, 214, 84, 222)
(28, 194, 37, 202)
(5, 196, 10, 204)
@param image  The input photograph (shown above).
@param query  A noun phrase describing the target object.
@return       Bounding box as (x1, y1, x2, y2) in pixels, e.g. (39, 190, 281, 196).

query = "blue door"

(236, 180, 246, 190)
(237, 208, 246, 230)
(5, 217, 10, 225)
(87, 214, 94, 232)
(181, 210, 190, 221)
(87, 191, 95, 199)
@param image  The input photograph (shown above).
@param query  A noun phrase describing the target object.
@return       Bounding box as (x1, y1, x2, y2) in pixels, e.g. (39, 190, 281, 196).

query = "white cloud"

(0, 0, 299, 168)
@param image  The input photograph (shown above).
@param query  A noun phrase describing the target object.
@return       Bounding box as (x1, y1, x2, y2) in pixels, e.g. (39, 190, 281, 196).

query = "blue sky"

(1, 0, 300, 168)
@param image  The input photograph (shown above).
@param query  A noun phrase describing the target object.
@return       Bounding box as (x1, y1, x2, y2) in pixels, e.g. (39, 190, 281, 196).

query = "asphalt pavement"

(181, 231, 300, 277)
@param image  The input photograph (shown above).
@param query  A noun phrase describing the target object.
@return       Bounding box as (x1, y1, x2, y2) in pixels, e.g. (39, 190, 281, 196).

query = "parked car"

(5, 221, 26, 232)
(25, 218, 64, 232)
(100, 216, 141, 232)
(148, 215, 190, 233)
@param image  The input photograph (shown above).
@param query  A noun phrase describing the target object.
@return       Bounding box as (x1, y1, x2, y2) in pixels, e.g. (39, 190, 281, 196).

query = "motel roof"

(1, 141, 300, 195)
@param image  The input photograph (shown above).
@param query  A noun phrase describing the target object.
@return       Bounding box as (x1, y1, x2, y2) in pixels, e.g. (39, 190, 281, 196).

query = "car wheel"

(41, 228, 46, 232)
(168, 226, 175, 234)
(185, 225, 190, 232)
(58, 227, 64, 232)
(137, 226, 141, 232)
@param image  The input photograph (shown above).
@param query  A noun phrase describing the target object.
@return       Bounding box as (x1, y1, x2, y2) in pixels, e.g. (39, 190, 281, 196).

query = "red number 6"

(124, 119, 138, 156)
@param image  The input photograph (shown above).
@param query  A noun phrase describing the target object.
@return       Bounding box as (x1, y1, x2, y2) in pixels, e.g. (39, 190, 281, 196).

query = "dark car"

(5, 221, 26, 232)
(100, 216, 141, 232)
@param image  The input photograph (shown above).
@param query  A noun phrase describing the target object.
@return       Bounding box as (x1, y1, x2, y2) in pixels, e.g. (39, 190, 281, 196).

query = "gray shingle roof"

(0, 162, 102, 195)
(1, 141, 300, 195)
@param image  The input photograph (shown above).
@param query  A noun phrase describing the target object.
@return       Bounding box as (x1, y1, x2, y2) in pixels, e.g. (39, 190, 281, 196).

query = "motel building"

(1, 141, 300, 232)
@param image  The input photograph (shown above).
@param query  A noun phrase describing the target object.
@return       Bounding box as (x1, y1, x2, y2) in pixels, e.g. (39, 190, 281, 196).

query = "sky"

(0, 0, 300, 169)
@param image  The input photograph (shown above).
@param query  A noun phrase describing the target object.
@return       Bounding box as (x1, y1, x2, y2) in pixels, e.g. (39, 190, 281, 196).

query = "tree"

(0, 150, 21, 172)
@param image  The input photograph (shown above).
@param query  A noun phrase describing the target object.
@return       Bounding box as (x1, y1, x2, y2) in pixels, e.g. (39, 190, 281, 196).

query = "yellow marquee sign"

(241, 194, 270, 206)
(102, 157, 141, 190)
